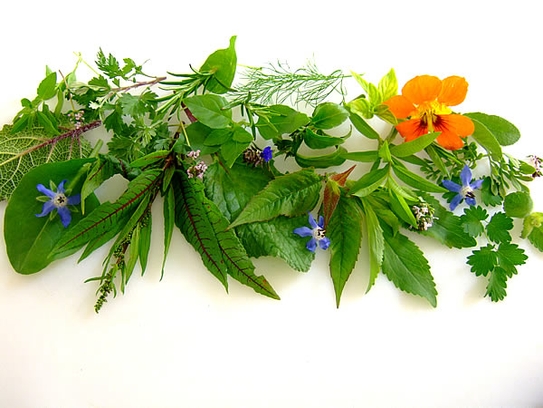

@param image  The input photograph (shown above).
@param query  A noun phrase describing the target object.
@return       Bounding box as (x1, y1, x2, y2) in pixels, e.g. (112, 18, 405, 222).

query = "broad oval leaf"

(465, 112, 520, 146)
(199, 36, 237, 94)
(183, 94, 232, 129)
(4, 159, 100, 274)
(311, 102, 349, 129)
(229, 169, 322, 228)
(467, 117, 502, 160)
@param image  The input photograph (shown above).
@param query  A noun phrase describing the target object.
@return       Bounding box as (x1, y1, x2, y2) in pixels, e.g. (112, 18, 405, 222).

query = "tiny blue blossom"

(36, 180, 81, 227)
(260, 146, 273, 163)
(293, 213, 331, 252)
(442, 165, 483, 210)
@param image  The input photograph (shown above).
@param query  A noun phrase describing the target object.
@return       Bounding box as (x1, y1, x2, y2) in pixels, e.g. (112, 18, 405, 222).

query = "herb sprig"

(1, 36, 541, 312)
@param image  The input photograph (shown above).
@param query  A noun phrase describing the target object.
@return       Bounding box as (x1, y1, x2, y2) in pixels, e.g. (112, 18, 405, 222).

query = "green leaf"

(295, 146, 347, 168)
(310, 102, 349, 129)
(303, 128, 346, 150)
(340, 150, 379, 163)
(138, 212, 152, 276)
(389, 132, 440, 158)
(203, 193, 280, 300)
(496, 242, 527, 277)
(418, 193, 477, 248)
(4, 159, 100, 274)
(460, 206, 488, 238)
(328, 194, 363, 306)
(359, 198, 384, 292)
(503, 191, 533, 218)
(37, 72, 57, 100)
(236, 215, 314, 272)
(527, 224, 543, 252)
(465, 112, 520, 146)
(0, 124, 94, 200)
(480, 177, 503, 207)
(392, 164, 448, 193)
(486, 212, 513, 244)
(346, 105, 380, 139)
(173, 170, 228, 288)
(466, 117, 502, 160)
(161, 184, 175, 279)
(485, 266, 508, 302)
(199, 36, 237, 94)
(53, 169, 161, 258)
(256, 105, 310, 139)
(381, 224, 437, 307)
(467, 244, 498, 277)
(350, 164, 390, 197)
(229, 169, 322, 228)
(182, 94, 232, 129)
(377, 68, 398, 102)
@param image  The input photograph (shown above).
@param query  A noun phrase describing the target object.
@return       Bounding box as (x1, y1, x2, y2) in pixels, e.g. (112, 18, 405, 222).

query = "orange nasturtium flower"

(383, 75, 475, 150)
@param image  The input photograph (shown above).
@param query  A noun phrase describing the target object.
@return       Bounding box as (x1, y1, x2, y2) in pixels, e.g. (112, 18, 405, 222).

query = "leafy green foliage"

(328, 194, 363, 306)
(460, 206, 488, 238)
(0, 124, 94, 200)
(381, 224, 437, 307)
(4, 159, 100, 273)
(199, 36, 237, 94)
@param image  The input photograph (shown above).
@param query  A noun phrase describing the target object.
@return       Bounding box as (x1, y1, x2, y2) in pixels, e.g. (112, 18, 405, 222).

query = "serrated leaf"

(381, 224, 437, 307)
(161, 184, 175, 278)
(328, 194, 363, 306)
(173, 170, 228, 288)
(229, 169, 322, 228)
(528, 225, 543, 251)
(496, 242, 527, 277)
(53, 169, 161, 258)
(236, 215, 314, 272)
(460, 206, 488, 238)
(0, 123, 95, 200)
(203, 193, 279, 300)
(467, 244, 497, 277)
(4, 159, 100, 274)
(359, 198, 384, 292)
(486, 212, 513, 244)
(485, 266, 508, 302)
(418, 193, 477, 248)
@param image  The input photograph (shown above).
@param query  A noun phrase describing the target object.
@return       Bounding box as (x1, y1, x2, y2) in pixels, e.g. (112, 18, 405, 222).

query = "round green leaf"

(503, 191, 533, 218)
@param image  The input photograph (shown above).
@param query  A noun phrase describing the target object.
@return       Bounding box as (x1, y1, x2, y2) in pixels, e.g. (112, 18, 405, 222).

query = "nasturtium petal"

(438, 76, 469, 106)
(402, 75, 442, 105)
(382, 95, 414, 119)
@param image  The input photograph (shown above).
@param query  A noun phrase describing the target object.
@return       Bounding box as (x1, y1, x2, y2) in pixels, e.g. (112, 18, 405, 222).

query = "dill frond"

(233, 60, 347, 107)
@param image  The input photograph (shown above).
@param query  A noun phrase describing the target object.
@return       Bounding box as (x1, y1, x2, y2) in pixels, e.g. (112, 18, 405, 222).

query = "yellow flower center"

(412, 101, 452, 132)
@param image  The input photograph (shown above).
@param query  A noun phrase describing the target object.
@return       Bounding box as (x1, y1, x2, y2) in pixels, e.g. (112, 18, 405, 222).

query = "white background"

(1, 1, 543, 407)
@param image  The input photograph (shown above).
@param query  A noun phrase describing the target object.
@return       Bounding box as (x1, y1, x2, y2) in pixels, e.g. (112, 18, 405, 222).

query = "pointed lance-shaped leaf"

(229, 169, 322, 228)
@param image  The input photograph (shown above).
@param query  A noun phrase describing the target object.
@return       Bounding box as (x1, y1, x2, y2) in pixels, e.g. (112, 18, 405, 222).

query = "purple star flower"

(35, 180, 81, 227)
(260, 146, 273, 163)
(293, 213, 331, 252)
(442, 165, 483, 210)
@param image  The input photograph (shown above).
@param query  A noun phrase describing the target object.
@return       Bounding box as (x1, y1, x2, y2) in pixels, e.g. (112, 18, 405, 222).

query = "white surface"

(1, 1, 543, 407)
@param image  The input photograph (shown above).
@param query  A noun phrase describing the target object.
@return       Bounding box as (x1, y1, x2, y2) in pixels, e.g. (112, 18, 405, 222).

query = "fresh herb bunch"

(1, 36, 541, 312)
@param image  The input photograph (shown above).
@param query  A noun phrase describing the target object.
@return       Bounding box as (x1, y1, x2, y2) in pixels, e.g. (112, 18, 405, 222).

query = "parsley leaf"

(460, 206, 488, 237)
(486, 212, 513, 244)
(467, 244, 497, 276)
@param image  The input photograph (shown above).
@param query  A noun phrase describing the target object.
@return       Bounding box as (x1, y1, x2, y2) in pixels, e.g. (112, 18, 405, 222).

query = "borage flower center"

(53, 193, 68, 207)
(461, 185, 475, 199)
(413, 101, 452, 132)
(313, 227, 326, 241)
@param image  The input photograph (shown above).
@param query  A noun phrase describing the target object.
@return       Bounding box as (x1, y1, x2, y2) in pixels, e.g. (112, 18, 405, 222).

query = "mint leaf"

(381, 224, 437, 307)
(460, 206, 488, 238)
(486, 212, 513, 244)
(328, 194, 363, 306)
(229, 169, 322, 228)
(485, 266, 508, 302)
(467, 244, 497, 277)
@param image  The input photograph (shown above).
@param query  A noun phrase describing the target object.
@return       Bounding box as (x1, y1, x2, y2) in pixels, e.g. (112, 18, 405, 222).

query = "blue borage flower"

(261, 146, 273, 163)
(293, 213, 331, 252)
(35, 180, 81, 227)
(442, 165, 483, 210)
